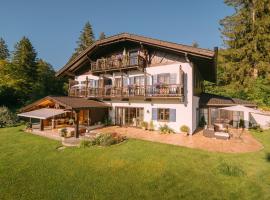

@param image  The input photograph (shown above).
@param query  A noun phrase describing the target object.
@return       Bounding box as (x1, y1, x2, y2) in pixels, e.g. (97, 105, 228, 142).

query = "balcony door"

(115, 107, 144, 127)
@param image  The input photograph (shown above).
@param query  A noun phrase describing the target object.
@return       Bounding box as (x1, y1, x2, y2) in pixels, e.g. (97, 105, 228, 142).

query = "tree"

(191, 41, 199, 48)
(0, 38, 9, 60)
(205, 0, 270, 107)
(99, 32, 106, 40)
(32, 59, 67, 101)
(69, 21, 95, 62)
(10, 36, 37, 104)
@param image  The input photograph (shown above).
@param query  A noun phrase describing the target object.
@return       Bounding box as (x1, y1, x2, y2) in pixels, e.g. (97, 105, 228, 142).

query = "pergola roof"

(20, 96, 111, 112)
(18, 108, 68, 119)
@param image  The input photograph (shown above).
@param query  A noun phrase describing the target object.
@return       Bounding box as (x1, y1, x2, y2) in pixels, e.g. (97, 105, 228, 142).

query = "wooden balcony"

(69, 84, 184, 100)
(91, 55, 145, 73)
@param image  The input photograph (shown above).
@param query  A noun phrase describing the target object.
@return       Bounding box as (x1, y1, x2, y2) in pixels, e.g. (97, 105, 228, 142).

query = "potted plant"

(141, 121, 148, 130)
(180, 125, 190, 136)
(59, 128, 67, 139)
(149, 120, 154, 131)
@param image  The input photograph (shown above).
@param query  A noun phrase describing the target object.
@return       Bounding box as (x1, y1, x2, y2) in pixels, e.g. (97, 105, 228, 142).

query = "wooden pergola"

(18, 96, 111, 138)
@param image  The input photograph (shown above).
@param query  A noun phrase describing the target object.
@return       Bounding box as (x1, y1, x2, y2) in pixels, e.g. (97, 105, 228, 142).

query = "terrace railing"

(91, 55, 145, 72)
(69, 84, 184, 99)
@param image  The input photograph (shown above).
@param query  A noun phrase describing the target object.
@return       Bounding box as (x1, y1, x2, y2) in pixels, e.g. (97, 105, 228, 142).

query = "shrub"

(59, 128, 67, 137)
(149, 120, 154, 131)
(0, 106, 18, 128)
(80, 140, 94, 148)
(141, 121, 148, 129)
(239, 119, 245, 128)
(80, 132, 126, 148)
(103, 117, 112, 126)
(199, 116, 206, 127)
(180, 125, 190, 134)
(159, 124, 174, 134)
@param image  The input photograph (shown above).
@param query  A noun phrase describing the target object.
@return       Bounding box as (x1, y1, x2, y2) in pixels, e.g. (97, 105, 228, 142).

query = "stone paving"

(92, 126, 263, 153)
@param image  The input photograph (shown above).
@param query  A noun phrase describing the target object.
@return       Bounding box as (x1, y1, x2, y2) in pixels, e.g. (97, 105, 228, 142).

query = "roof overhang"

(56, 33, 217, 82)
(18, 108, 69, 119)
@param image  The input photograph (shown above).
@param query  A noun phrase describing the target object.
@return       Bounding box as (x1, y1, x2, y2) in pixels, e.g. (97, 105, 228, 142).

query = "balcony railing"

(69, 84, 184, 99)
(91, 55, 145, 72)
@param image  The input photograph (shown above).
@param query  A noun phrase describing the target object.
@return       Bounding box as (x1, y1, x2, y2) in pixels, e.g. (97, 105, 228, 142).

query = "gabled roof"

(20, 96, 110, 112)
(56, 33, 216, 78)
(18, 108, 68, 119)
(199, 93, 256, 107)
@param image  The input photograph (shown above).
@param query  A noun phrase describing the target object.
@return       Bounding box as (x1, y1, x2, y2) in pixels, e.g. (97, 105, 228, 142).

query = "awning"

(18, 108, 69, 120)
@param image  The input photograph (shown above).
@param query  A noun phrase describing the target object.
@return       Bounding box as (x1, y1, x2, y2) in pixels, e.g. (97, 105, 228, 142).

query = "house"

(18, 33, 256, 137)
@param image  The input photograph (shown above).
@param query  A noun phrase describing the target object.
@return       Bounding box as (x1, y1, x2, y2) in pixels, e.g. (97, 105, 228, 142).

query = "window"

(157, 73, 170, 84)
(158, 108, 170, 121)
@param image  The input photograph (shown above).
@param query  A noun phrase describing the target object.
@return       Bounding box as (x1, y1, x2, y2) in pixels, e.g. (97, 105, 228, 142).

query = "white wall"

(75, 62, 198, 134)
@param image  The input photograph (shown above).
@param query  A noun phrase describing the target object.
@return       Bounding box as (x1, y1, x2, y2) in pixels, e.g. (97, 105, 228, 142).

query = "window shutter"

(152, 108, 158, 120)
(152, 75, 158, 84)
(170, 73, 177, 84)
(169, 109, 176, 122)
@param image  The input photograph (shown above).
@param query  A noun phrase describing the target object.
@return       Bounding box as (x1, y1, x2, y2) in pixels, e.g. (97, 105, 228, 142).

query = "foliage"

(80, 139, 94, 148)
(0, 38, 9, 60)
(0, 37, 67, 108)
(59, 128, 67, 137)
(159, 124, 174, 134)
(180, 125, 190, 134)
(149, 120, 154, 131)
(0, 106, 18, 127)
(99, 32, 106, 40)
(90, 132, 126, 146)
(141, 121, 148, 129)
(69, 21, 95, 62)
(199, 116, 206, 127)
(103, 117, 112, 126)
(205, 0, 270, 108)
(239, 119, 245, 128)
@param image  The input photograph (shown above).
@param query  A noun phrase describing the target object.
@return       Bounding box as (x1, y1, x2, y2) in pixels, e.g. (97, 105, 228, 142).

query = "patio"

(91, 126, 263, 153)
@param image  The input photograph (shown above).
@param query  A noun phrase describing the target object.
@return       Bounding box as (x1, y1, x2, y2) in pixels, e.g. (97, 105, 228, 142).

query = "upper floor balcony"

(69, 84, 184, 100)
(91, 55, 145, 73)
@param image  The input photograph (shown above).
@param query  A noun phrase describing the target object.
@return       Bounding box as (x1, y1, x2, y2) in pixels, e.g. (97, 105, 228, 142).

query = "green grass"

(0, 126, 270, 200)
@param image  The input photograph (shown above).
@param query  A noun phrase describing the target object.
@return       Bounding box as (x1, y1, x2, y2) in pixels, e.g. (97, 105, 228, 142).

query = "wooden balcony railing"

(69, 84, 184, 99)
(91, 55, 145, 72)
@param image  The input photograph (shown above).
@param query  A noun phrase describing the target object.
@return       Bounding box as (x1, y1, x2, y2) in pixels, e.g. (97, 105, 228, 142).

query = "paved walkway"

(93, 126, 263, 153)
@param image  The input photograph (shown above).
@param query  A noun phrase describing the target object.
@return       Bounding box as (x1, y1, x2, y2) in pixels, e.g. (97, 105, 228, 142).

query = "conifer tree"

(69, 21, 95, 62)
(0, 38, 9, 60)
(99, 32, 106, 40)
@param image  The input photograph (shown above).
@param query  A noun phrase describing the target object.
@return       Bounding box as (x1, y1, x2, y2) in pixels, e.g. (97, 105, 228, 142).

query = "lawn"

(0, 126, 270, 200)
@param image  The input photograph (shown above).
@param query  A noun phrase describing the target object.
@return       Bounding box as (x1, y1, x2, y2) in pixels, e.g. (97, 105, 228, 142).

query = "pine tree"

(205, 0, 270, 107)
(12, 36, 37, 80)
(69, 21, 95, 62)
(0, 38, 9, 60)
(99, 32, 106, 40)
(11, 36, 37, 103)
(219, 0, 270, 84)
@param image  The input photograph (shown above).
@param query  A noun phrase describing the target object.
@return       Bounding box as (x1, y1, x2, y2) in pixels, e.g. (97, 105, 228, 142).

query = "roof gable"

(56, 33, 217, 82)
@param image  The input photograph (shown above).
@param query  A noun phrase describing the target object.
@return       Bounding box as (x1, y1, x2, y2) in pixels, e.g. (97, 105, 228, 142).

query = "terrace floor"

(92, 126, 263, 153)
(27, 125, 263, 153)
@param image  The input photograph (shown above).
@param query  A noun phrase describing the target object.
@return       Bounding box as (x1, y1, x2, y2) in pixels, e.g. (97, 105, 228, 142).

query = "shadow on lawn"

(266, 153, 270, 162)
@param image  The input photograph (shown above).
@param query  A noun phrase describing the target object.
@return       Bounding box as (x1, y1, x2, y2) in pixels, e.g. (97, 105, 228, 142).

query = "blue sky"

(0, 0, 234, 70)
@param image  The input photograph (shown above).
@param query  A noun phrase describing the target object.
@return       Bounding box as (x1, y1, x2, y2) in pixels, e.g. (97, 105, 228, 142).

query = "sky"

(0, 0, 234, 70)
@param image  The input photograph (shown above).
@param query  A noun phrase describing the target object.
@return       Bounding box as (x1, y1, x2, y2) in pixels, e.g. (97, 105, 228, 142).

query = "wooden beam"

(74, 110, 80, 138)
(40, 119, 44, 131)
